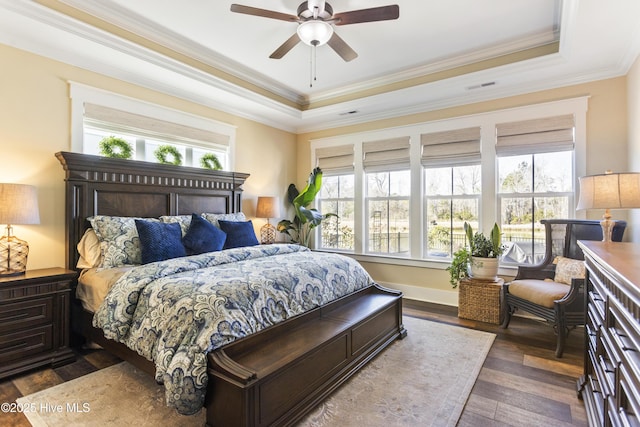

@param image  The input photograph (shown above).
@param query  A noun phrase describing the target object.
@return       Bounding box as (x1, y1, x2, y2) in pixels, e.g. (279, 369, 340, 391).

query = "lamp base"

(260, 222, 276, 245)
(600, 209, 614, 243)
(0, 234, 29, 276)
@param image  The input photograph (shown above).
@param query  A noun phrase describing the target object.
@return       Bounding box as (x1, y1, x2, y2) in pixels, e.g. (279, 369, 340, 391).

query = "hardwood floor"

(0, 299, 586, 426)
(404, 299, 587, 427)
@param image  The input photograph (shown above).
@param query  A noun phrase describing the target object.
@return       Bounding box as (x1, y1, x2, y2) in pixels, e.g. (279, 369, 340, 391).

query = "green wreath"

(99, 136, 133, 159)
(200, 153, 222, 170)
(154, 145, 182, 165)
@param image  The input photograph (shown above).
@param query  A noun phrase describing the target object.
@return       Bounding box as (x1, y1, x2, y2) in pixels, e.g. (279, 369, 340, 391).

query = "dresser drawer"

(0, 296, 53, 334)
(0, 324, 53, 364)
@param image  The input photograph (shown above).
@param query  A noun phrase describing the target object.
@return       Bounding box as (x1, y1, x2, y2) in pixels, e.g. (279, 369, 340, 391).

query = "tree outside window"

(366, 170, 410, 255)
(319, 174, 355, 251)
(498, 151, 572, 264)
(424, 165, 481, 258)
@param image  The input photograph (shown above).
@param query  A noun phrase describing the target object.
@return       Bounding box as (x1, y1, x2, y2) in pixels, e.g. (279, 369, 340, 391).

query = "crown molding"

(56, 0, 306, 106)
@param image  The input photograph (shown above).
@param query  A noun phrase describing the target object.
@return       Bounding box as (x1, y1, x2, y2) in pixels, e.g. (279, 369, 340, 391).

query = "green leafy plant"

(465, 222, 504, 258)
(200, 153, 222, 170)
(277, 167, 337, 247)
(99, 136, 133, 159)
(154, 145, 182, 165)
(446, 247, 470, 288)
(446, 222, 505, 287)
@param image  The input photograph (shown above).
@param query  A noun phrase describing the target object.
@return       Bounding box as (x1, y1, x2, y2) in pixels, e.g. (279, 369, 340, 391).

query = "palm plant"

(277, 167, 337, 247)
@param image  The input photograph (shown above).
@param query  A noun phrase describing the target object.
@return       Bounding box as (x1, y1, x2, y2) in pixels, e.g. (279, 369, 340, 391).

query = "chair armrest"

(554, 278, 584, 305)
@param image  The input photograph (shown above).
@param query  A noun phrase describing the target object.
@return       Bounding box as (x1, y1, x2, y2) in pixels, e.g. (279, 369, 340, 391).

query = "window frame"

(318, 172, 356, 252)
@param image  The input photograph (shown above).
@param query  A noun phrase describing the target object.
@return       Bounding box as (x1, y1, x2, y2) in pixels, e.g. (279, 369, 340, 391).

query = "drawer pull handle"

(598, 355, 615, 374)
(612, 330, 638, 352)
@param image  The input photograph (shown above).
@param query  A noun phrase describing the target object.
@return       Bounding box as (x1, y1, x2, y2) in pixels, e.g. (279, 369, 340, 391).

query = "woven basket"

(458, 277, 504, 324)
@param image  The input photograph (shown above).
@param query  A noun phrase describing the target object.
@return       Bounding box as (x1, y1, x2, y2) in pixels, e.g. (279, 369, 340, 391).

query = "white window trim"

(310, 96, 589, 269)
(68, 81, 237, 169)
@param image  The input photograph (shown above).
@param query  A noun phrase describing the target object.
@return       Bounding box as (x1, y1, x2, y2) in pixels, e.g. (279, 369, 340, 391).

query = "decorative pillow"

(182, 213, 227, 255)
(76, 228, 103, 269)
(135, 220, 186, 264)
(89, 216, 159, 268)
(201, 212, 246, 227)
(553, 256, 585, 285)
(218, 220, 259, 249)
(159, 215, 193, 236)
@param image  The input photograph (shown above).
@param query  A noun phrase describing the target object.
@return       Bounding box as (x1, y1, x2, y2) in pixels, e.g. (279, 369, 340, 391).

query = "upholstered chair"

(501, 219, 626, 357)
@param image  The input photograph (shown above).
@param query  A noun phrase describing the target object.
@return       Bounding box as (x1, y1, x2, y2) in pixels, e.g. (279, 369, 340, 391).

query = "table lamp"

(0, 183, 40, 276)
(576, 171, 640, 242)
(256, 196, 280, 244)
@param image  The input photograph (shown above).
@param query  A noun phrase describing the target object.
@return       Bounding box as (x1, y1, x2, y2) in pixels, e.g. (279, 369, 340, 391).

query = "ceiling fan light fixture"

(297, 20, 333, 46)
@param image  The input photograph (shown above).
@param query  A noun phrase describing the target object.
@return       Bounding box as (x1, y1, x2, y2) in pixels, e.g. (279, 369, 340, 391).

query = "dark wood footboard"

(206, 284, 406, 427)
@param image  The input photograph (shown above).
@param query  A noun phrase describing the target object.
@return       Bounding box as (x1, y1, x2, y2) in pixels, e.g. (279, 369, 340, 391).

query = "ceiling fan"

(230, 1, 400, 62)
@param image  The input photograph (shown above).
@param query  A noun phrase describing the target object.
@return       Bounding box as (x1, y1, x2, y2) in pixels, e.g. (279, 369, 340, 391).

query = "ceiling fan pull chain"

(309, 43, 318, 87)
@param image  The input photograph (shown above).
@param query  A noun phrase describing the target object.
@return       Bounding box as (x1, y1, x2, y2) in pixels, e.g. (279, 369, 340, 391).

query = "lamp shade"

(256, 196, 281, 219)
(576, 172, 640, 210)
(0, 183, 40, 225)
(297, 20, 333, 46)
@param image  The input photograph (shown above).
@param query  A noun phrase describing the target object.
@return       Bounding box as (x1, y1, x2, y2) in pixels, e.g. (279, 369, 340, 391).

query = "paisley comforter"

(93, 244, 373, 415)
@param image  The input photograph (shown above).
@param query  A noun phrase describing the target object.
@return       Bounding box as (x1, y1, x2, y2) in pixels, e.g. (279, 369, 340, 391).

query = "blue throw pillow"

(134, 220, 186, 264)
(182, 213, 227, 255)
(218, 220, 259, 249)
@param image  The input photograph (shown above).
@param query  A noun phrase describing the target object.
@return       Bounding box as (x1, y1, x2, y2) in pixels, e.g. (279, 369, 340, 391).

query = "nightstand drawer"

(0, 324, 53, 364)
(0, 296, 53, 334)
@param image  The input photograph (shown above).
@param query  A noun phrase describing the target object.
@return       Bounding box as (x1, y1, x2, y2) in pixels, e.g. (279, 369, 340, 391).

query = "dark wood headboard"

(56, 151, 249, 271)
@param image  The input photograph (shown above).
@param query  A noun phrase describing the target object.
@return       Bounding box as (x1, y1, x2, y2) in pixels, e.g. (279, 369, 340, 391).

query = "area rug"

(17, 316, 495, 427)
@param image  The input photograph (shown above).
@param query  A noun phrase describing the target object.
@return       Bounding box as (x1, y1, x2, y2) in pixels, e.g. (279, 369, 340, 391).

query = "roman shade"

(315, 144, 354, 173)
(362, 136, 411, 172)
(421, 127, 481, 167)
(496, 114, 575, 156)
(84, 103, 230, 150)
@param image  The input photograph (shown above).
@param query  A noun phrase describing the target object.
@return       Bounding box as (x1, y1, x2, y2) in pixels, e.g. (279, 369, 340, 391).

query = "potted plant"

(277, 167, 337, 247)
(447, 222, 505, 287)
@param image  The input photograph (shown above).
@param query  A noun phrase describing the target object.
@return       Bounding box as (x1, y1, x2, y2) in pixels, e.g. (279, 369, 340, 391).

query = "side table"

(0, 267, 77, 379)
(458, 277, 504, 324)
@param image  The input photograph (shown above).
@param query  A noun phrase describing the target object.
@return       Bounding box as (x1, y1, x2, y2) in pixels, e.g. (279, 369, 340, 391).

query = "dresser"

(577, 241, 640, 426)
(0, 268, 77, 379)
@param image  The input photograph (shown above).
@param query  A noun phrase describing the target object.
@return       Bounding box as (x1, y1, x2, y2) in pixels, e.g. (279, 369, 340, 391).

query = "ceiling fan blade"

(230, 4, 298, 22)
(327, 32, 358, 62)
(269, 33, 301, 59)
(333, 5, 399, 25)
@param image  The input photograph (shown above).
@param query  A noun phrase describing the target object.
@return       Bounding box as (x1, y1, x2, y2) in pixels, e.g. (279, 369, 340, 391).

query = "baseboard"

(377, 281, 459, 307)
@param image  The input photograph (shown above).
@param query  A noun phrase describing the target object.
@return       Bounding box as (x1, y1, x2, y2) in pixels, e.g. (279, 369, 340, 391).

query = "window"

(319, 174, 355, 250)
(315, 144, 355, 251)
(311, 98, 587, 268)
(425, 165, 481, 257)
(69, 83, 235, 170)
(496, 115, 575, 264)
(366, 170, 411, 254)
(362, 137, 411, 255)
(422, 127, 482, 258)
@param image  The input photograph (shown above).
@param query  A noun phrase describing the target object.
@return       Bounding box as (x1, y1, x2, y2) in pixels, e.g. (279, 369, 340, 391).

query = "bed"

(56, 151, 406, 426)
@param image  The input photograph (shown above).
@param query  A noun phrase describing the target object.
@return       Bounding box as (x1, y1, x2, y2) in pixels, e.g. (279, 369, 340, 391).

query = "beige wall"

(296, 76, 630, 303)
(0, 43, 297, 271)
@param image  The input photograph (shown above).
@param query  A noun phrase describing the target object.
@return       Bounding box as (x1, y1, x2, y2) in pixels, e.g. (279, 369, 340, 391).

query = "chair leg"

(501, 304, 513, 329)
(555, 318, 567, 358)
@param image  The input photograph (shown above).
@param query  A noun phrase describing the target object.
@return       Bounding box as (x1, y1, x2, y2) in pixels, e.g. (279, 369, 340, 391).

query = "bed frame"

(56, 151, 406, 427)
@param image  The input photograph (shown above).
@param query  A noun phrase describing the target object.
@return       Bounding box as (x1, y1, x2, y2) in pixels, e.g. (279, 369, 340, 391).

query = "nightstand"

(0, 268, 77, 379)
